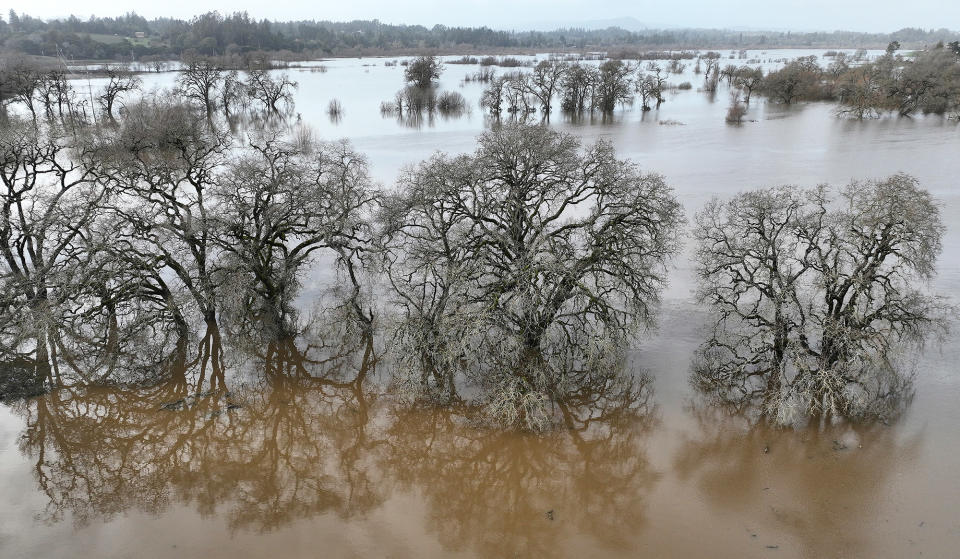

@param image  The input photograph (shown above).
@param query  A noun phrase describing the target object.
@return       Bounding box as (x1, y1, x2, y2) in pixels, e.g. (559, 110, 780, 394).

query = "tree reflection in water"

(672, 403, 922, 557)
(15, 326, 382, 532)
(381, 372, 658, 557)
(12, 317, 660, 556)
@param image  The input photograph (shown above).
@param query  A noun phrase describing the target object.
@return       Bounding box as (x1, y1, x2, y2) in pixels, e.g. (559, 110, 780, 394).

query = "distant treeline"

(2, 9, 960, 61)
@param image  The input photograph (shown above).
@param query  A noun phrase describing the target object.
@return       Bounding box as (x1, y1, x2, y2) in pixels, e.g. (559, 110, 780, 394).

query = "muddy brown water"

(2, 50, 960, 558)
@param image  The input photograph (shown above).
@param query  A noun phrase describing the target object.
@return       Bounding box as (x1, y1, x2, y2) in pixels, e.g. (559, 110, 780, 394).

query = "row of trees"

(466, 45, 960, 123)
(0, 104, 373, 397)
(1, 99, 681, 427)
(473, 55, 759, 120)
(760, 44, 960, 118)
(1, 77, 948, 425)
(0, 54, 299, 123)
(480, 60, 669, 118)
(4, 9, 960, 60)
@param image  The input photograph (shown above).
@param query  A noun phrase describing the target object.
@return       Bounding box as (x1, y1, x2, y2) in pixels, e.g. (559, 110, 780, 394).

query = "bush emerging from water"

(436, 91, 467, 114)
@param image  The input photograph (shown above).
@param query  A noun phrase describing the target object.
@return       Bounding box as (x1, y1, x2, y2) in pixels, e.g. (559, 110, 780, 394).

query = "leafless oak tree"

(245, 69, 297, 115)
(97, 65, 141, 121)
(214, 135, 379, 337)
(524, 60, 567, 118)
(0, 119, 113, 386)
(693, 175, 948, 423)
(381, 124, 682, 421)
(177, 56, 225, 115)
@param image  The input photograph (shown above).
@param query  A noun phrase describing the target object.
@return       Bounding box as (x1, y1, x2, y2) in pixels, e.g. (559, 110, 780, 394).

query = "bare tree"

(177, 56, 224, 115)
(245, 69, 298, 114)
(594, 60, 634, 113)
(733, 66, 764, 103)
(700, 53, 720, 83)
(693, 175, 947, 423)
(720, 64, 738, 84)
(0, 55, 44, 120)
(524, 60, 567, 119)
(826, 52, 851, 79)
(648, 64, 667, 108)
(141, 55, 169, 73)
(480, 75, 509, 115)
(502, 73, 535, 115)
(218, 69, 246, 116)
(704, 64, 720, 93)
(381, 124, 682, 414)
(725, 90, 747, 123)
(762, 56, 823, 104)
(98, 65, 141, 121)
(635, 63, 667, 111)
(884, 48, 960, 116)
(214, 135, 379, 337)
(37, 69, 71, 120)
(835, 65, 884, 119)
(636, 74, 657, 111)
(98, 99, 228, 341)
(0, 119, 112, 387)
(560, 63, 598, 113)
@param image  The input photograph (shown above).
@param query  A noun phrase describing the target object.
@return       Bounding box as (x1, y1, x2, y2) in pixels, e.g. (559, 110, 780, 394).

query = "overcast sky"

(6, 0, 959, 33)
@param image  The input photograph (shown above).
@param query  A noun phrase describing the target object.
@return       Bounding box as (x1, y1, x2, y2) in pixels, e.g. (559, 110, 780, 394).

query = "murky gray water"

(2, 49, 959, 558)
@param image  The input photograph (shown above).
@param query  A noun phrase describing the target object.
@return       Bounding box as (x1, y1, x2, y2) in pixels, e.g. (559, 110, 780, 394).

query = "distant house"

(134, 32, 146, 39)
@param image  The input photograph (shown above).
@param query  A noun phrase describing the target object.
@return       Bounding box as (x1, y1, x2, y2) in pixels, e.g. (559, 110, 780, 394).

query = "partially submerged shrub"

(436, 90, 466, 114)
(725, 90, 747, 123)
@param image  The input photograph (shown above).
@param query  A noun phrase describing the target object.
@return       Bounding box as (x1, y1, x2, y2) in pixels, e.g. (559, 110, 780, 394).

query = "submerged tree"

(835, 65, 885, 119)
(98, 99, 228, 341)
(245, 69, 297, 114)
(218, 69, 246, 116)
(594, 60, 634, 113)
(480, 75, 509, 115)
(0, 119, 113, 388)
(382, 124, 682, 425)
(560, 63, 598, 113)
(37, 69, 72, 120)
(725, 90, 747, 123)
(214, 135, 379, 337)
(762, 56, 824, 104)
(0, 55, 45, 120)
(97, 65, 141, 121)
(176, 56, 225, 115)
(404, 55, 443, 89)
(885, 48, 960, 117)
(636, 63, 667, 110)
(524, 60, 567, 118)
(693, 175, 947, 423)
(733, 66, 763, 103)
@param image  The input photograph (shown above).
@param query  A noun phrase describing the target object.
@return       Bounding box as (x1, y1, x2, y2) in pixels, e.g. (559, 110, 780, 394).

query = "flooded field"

(2, 49, 959, 558)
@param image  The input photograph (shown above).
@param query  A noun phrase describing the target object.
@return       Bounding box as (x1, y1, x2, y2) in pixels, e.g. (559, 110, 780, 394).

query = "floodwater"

(2, 49, 960, 558)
